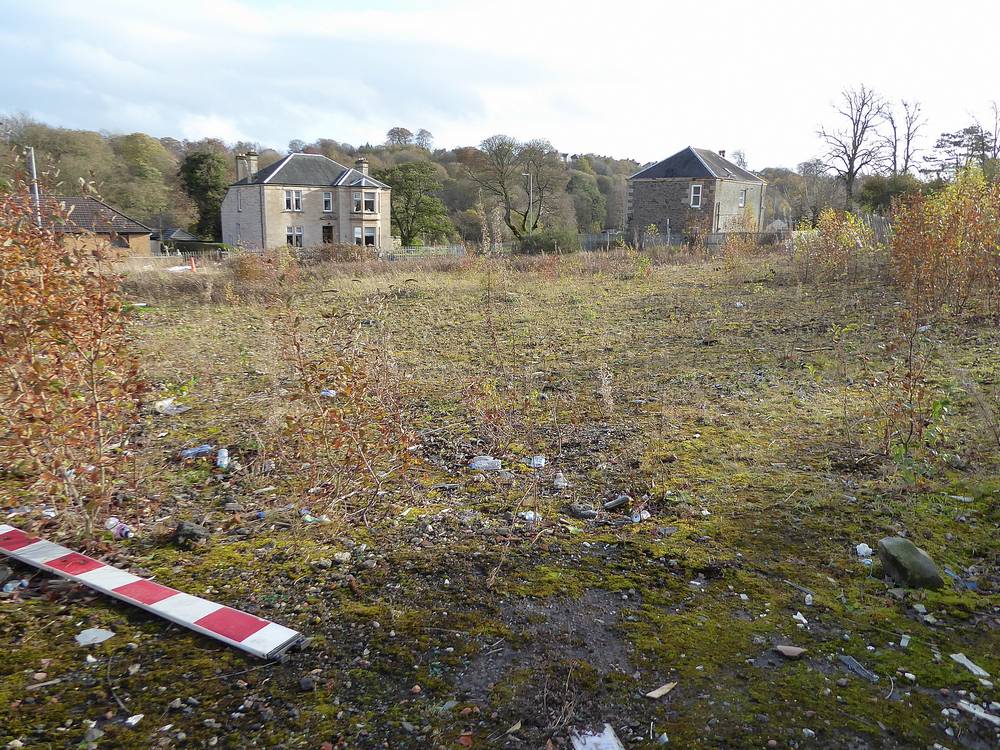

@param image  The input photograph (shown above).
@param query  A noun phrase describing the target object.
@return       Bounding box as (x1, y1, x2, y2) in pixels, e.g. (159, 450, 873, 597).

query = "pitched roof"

(152, 227, 199, 242)
(27, 196, 152, 234)
(630, 147, 765, 183)
(232, 153, 389, 188)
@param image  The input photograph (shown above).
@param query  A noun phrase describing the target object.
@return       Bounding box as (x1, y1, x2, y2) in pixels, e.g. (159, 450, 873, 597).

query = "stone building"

(220, 152, 392, 250)
(28, 195, 152, 254)
(627, 147, 766, 243)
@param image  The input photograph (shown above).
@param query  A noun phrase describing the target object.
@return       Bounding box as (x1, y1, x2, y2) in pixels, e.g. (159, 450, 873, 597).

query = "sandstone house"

(627, 147, 766, 243)
(221, 152, 392, 250)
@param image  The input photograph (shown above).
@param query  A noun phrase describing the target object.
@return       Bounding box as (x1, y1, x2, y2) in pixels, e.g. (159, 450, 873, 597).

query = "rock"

(0, 564, 13, 585)
(75, 628, 116, 646)
(223, 502, 243, 512)
(553, 472, 570, 489)
(604, 494, 630, 510)
(333, 552, 351, 564)
(299, 676, 315, 692)
(567, 504, 597, 520)
(774, 645, 807, 659)
(877, 537, 943, 589)
(174, 521, 210, 546)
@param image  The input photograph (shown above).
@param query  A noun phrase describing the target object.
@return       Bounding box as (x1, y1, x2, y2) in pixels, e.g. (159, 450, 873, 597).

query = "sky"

(1, 0, 997, 169)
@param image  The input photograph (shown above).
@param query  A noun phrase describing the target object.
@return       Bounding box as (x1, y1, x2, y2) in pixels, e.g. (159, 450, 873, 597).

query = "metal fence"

(381, 244, 468, 261)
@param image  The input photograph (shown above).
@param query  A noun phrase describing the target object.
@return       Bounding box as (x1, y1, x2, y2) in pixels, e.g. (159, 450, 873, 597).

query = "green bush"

(517, 228, 581, 254)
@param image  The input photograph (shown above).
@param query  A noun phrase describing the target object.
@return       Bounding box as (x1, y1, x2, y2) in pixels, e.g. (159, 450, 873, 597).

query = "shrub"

(517, 227, 580, 254)
(0, 189, 145, 537)
(890, 168, 1000, 322)
(791, 208, 881, 283)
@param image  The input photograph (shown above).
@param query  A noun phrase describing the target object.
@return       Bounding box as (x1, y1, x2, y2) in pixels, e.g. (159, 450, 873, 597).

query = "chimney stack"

(246, 151, 258, 179)
(236, 153, 248, 182)
(355, 157, 369, 176)
(718, 149, 726, 158)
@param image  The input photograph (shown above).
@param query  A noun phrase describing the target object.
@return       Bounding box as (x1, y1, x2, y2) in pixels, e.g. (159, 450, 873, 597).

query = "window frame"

(364, 191, 376, 213)
(690, 184, 702, 209)
(738, 188, 747, 208)
(322, 225, 334, 244)
(237, 191, 242, 212)
(353, 226, 363, 245)
(352, 192, 362, 213)
(323, 191, 333, 213)
(364, 226, 377, 246)
(286, 225, 304, 247)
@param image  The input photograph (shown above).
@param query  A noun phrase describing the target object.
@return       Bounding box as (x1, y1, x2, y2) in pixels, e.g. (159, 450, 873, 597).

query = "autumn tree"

(415, 129, 434, 150)
(386, 127, 414, 146)
(374, 162, 453, 245)
(465, 135, 568, 239)
(180, 150, 229, 239)
(819, 85, 885, 208)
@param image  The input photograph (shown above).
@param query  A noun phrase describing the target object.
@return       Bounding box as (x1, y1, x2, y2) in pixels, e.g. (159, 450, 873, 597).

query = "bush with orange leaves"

(0, 189, 144, 538)
(891, 168, 1000, 323)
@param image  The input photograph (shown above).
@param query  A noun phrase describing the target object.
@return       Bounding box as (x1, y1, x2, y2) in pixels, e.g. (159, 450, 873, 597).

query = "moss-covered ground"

(1, 255, 998, 749)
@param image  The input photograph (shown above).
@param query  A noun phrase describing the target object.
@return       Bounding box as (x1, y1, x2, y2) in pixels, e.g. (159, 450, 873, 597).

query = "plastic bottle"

(216, 448, 230, 470)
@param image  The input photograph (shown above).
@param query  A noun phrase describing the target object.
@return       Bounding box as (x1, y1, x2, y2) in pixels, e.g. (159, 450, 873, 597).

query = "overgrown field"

(2, 253, 998, 749)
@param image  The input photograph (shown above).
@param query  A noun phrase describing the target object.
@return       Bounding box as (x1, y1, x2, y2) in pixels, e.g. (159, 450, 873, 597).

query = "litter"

(2, 578, 28, 593)
(103, 517, 133, 540)
(75, 627, 116, 646)
(570, 723, 626, 750)
(838, 654, 879, 683)
(124, 714, 144, 728)
(956, 700, 1000, 727)
(153, 398, 191, 417)
(215, 448, 230, 470)
(320, 389, 336, 398)
(792, 611, 809, 626)
(469, 455, 502, 471)
(0, 524, 301, 659)
(900, 635, 910, 649)
(179, 444, 213, 459)
(856, 543, 873, 558)
(553, 472, 571, 489)
(519, 511, 542, 523)
(645, 681, 677, 699)
(603, 494, 629, 510)
(950, 652, 990, 678)
(524, 455, 546, 469)
(630, 510, 651, 523)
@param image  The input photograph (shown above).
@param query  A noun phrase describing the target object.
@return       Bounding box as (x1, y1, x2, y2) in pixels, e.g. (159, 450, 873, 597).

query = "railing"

(380, 244, 467, 261)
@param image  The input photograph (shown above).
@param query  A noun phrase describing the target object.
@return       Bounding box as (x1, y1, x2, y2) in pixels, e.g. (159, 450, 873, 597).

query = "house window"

(364, 191, 376, 212)
(364, 227, 377, 246)
(690, 184, 702, 208)
(285, 190, 302, 211)
(235, 222, 241, 242)
(354, 226, 363, 245)
(322, 225, 333, 244)
(323, 191, 333, 212)
(237, 191, 242, 211)
(286, 226, 303, 247)
(738, 189, 747, 208)
(353, 192, 362, 212)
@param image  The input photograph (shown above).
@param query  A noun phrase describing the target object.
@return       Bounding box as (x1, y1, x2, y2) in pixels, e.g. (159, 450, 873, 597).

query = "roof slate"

(631, 147, 764, 183)
(232, 153, 388, 188)
(27, 196, 153, 234)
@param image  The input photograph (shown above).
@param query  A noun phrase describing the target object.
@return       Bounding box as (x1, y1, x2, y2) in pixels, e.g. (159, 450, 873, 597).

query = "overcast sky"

(2, 0, 997, 168)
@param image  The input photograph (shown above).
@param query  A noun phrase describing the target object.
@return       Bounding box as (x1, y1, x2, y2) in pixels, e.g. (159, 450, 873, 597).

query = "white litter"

(570, 723, 626, 750)
(855, 543, 873, 557)
(125, 714, 144, 728)
(469, 456, 501, 471)
(950, 653, 990, 678)
(153, 398, 191, 417)
(900, 634, 910, 649)
(75, 628, 116, 646)
(553, 472, 571, 489)
(792, 612, 809, 626)
(524, 455, 546, 469)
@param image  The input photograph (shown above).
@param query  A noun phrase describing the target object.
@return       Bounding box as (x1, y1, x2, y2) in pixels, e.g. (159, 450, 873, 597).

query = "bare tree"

(881, 100, 925, 175)
(466, 135, 567, 239)
(415, 129, 434, 150)
(818, 86, 885, 208)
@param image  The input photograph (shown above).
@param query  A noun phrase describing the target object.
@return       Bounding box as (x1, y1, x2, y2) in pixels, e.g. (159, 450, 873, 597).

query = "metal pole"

(27, 146, 42, 227)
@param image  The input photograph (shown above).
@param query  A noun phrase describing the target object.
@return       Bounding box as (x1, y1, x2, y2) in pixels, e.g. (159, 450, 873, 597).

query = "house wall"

(221, 183, 391, 250)
(628, 177, 716, 240)
(713, 180, 766, 231)
(221, 185, 265, 249)
(62, 232, 151, 255)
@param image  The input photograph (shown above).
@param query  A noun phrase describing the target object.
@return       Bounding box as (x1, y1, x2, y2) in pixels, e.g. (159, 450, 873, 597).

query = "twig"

(106, 654, 128, 712)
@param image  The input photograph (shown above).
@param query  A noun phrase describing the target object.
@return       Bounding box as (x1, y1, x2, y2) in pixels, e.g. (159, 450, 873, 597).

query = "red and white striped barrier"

(0, 524, 302, 659)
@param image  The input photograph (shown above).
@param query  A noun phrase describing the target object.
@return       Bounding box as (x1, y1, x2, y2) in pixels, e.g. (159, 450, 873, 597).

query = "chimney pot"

(718, 149, 726, 158)
(246, 150, 258, 180)
(355, 157, 369, 176)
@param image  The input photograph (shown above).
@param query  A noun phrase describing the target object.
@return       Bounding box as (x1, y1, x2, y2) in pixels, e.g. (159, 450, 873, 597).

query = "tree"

(415, 129, 434, 150)
(731, 150, 749, 169)
(818, 85, 885, 208)
(881, 100, 924, 175)
(288, 139, 306, 154)
(921, 104, 999, 180)
(179, 151, 228, 239)
(858, 173, 921, 214)
(466, 135, 569, 239)
(567, 171, 606, 232)
(374, 162, 453, 246)
(385, 127, 414, 147)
